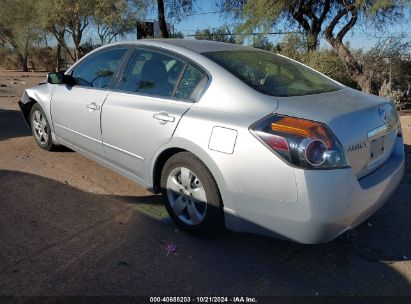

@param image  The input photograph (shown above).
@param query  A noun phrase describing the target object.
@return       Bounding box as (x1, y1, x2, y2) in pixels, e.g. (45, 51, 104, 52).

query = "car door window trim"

(113, 45, 211, 103)
(171, 63, 188, 98)
(65, 46, 132, 91)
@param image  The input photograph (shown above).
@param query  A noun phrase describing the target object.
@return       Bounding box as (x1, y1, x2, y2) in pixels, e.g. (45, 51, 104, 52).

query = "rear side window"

(203, 50, 342, 97)
(174, 65, 207, 100)
(118, 49, 185, 98)
(71, 48, 127, 89)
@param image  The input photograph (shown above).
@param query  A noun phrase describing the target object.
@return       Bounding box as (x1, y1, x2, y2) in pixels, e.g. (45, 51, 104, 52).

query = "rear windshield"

(203, 50, 342, 97)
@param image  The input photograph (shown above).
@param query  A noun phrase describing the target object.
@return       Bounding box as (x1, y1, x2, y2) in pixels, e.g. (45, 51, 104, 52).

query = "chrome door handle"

(87, 102, 100, 111)
(153, 112, 175, 123)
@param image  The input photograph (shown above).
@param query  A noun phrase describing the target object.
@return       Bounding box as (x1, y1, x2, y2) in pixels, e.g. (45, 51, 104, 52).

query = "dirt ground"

(1, 70, 411, 297)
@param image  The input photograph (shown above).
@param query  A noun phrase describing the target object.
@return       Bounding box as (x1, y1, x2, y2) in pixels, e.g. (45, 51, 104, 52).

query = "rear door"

(101, 47, 207, 181)
(51, 47, 128, 156)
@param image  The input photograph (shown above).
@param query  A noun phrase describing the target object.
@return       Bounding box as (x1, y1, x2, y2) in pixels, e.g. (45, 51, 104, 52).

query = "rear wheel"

(160, 152, 224, 236)
(30, 103, 56, 151)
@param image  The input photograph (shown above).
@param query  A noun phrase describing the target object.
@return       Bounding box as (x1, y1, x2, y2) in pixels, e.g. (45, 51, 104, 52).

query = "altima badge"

(348, 142, 367, 152)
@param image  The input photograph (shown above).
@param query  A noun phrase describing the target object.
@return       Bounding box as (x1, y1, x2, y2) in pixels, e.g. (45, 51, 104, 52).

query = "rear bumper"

(224, 136, 405, 244)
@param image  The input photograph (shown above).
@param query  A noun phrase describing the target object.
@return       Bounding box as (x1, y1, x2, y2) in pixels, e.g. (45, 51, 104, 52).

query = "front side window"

(203, 50, 342, 97)
(119, 49, 186, 98)
(71, 48, 127, 89)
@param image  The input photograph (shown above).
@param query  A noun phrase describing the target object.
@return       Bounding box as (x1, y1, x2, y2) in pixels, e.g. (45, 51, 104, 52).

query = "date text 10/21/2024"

(149, 297, 258, 303)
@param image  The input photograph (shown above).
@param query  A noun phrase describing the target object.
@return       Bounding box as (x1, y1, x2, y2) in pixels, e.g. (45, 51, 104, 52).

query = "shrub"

(31, 47, 55, 71)
(0, 47, 20, 70)
(300, 50, 358, 89)
(276, 34, 358, 88)
(379, 80, 406, 110)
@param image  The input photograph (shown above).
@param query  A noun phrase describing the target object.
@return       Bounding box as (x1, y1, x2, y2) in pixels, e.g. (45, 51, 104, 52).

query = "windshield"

(203, 50, 342, 97)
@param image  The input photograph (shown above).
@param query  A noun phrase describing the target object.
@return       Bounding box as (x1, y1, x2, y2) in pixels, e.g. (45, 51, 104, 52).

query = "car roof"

(148, 39, 253, 53)
(111, 39, 255, 54)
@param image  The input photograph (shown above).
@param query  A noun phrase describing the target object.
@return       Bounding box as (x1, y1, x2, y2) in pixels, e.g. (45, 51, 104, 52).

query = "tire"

(160, 152, 224, 236)
(30, 103, 56, 151)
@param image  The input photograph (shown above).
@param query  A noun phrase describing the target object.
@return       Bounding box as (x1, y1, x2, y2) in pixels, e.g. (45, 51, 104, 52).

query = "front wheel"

(30, 103, 56, 151)
(161, 152, 224, 236)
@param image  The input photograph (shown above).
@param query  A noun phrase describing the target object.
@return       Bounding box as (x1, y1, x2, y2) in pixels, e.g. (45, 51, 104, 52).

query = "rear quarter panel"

(154, 106, 298, 214)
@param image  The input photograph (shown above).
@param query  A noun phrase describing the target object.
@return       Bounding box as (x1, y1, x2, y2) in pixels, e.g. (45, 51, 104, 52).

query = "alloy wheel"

(32, 110, 49, 145)
(166, 167, 207, 225)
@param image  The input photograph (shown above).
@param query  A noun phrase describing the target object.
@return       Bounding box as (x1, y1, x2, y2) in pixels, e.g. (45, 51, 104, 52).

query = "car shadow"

(403, 143, 411, 185)
(0, 169, 410, 296)
(0, 109, 31, 141)
(0, 108, 73, 152)
(116, 194, 163, 205)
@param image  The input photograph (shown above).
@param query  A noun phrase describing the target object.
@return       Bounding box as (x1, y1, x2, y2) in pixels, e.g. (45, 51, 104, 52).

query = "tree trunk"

(306, 30, 319, 51)
(74, 45, 80, 62)
(72, 21, 83, 62)
(326, 36, 373, 93)
(19, 54, 28, 72)
(356, 70, 373, 94)
(73, 34, 81, 61)
(157, 0, 169, 38)
(56, 43, 61, 72)
(73, 31, 81, 62)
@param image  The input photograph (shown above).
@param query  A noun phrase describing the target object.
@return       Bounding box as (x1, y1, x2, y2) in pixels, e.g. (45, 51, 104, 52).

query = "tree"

(221, 0, 333, 51)
(195, 26, 237, 43)
(149, 0, 195, 38)
(94, 0, 142, 44)
(322, 0, 406, 93)
(0, 0, 42, 71)
(221, 0, 409, 93)
(38, 0, 97, 62)
(157, 0, 169, 38)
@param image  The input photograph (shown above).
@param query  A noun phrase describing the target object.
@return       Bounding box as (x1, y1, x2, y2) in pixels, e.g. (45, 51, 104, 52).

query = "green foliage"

(226, 0, 408, 39)
(166, 0, 195, 22)
(236, 0, 287, 35)
(251, 35, 274, 51)
(169, 31, 185, 38)
(274, 33, 306, 60)
(195, 26, 238, 43)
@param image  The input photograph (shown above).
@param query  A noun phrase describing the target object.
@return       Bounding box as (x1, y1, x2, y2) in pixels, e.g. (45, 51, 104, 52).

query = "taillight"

(250, 114, 349, 169)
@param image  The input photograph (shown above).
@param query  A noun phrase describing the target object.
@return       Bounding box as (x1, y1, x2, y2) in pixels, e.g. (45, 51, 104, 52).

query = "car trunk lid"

(275, 88, 400, 178)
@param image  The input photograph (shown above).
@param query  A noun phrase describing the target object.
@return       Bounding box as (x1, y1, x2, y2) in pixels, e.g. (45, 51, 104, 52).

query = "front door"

(51, 47, 128, 156)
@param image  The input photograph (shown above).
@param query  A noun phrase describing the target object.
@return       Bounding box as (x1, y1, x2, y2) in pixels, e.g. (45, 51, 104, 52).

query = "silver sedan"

(19, 39, 405, 243)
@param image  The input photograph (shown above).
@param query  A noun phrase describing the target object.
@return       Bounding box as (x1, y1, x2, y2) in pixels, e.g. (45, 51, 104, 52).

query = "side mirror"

(47, 72, 76, 86)
(47, 72, 64, 84)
